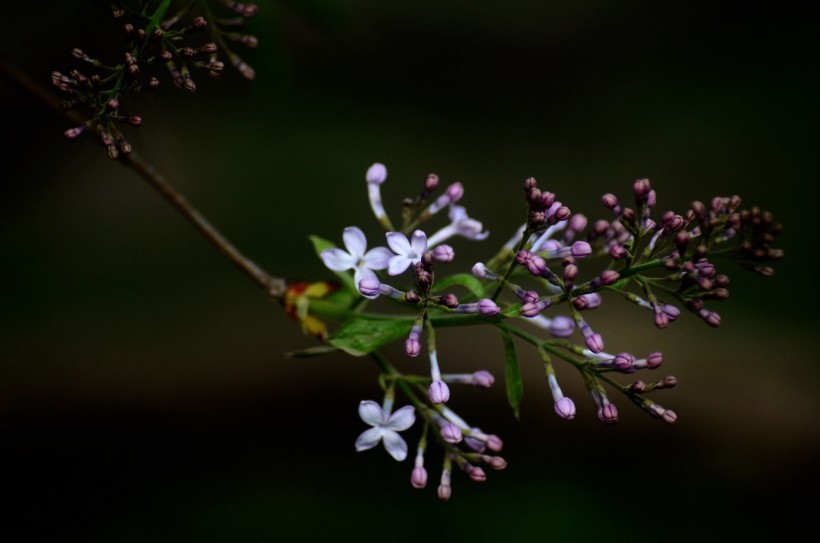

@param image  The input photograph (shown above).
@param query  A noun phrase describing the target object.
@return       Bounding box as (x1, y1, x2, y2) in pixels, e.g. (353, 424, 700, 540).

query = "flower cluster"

(53, 0, 259, 158)
(315, 163, 782, 499)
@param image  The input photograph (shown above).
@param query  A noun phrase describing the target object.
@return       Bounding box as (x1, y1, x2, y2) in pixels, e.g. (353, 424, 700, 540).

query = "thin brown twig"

(0, 58, 286, 299)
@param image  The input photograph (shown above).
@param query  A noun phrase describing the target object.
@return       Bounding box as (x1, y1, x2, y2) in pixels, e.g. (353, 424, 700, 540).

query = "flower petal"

(355, 427, 384, 451)
(386, 405, 416, 431)
(409, 230, 428, 256)
(320, 248, 356, 271)
(381, 429, 409, 461)
(362, 247, 392, 270)
(386, 232, 412, 256)
(342, 227, 368, 260)
(358, 400, 385, 426)
(387, 255, 413, 276)
(448, 205, 467, 222)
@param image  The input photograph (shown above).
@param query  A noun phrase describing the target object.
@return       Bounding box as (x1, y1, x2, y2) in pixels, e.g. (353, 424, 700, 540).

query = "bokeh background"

(1, 1, 818, 541)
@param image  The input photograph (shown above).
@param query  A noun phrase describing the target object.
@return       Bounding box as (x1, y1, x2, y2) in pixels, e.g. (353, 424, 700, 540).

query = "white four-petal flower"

(386, 229, 428, 276)
(355, 400, 416, 461)
(320, 227, 392, 295)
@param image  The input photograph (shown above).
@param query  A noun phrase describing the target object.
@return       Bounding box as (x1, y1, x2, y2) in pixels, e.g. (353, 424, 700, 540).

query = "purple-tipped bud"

(522, 290, 540, 304)
(599, 270, 620, 286)
(585, 333, 604, 354)
(602, 193, 619, 209)
(428, 380, 450, 404)
(438, 484, 452, 501)
(630, 380, 647, 393)
(423, 173, 440, 192)
(472, 371, 495, 388)
(446, 182, 464, 203)
(554, 397, 576, 420)
(647, 352, 663, 368)
(411, 466, 428, 489)
(654, 311, 669, 329)
(192, 16, 208, 29)
(485, 434, 503, 452)
(471, 262, 487, 278)
(704, 311, 722, 327)
(467, 466, 487, 482)
(663, 375, 678, 388)
(609, 244, 628, 259)
(485, 456, 507, 469)
(441, 422, 462, 444)
(613, 352, 635, 370)
(662, 304, 680, 320)
(405, 338, 421, 358)
(478, 298, 500, 316)
(646, 189, 657, 208)
(64, 126, 86, 139)
(553, 206, 571, 222)
(527, 255, 548, 276)
(633, 178, 652, 200)
(571, 241, 592, 258)
(523, 177, 538, 191)
(357, 278, 381, 298)
(431, 244, 455, 262)
(439, 293, 459, 308)
(548, 316, 575, 338)
(366, 162, 387, 185)
(597, 403, 619, 424)
(521, 300, 548, 318)
(463, 437, 486, 453)
(582, 293, 602, 309)
(569, 213, 588, 232)
(662, 410, 678, 424)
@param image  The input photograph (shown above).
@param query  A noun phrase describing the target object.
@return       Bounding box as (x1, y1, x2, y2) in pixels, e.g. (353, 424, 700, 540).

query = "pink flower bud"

(428, 380, 450, 404)
(441, 422, 462, 444)
(597, 403, 619, 424)
(472, 370, 494, 388)
(446, 182, 464, 203)
(405, 338, 421, 358)
(554, 397, 576, 420)
(411, 466, 428, 489)
(467, 466, 486, 482)
(478, 298, 500, 316)
(485, 434, 503, 452)
(366, 162, 387, 185)
(571, 241, 592, 258)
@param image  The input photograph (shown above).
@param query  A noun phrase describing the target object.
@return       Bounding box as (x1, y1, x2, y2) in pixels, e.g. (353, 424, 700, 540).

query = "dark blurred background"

(1, 1, 818, 541)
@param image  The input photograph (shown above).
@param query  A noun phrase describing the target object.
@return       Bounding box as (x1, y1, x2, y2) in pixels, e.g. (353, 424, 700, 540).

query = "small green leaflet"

(309, 235, 358, 294)
(328, 317, 411, 356)
(500, 328, 523, 420)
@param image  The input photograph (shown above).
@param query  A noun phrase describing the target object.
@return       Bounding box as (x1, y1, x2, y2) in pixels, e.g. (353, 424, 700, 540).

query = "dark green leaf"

(309, 235, 357, 294)
(434, 273, 486, 299)
(500, 329, 523, 419)
(328, 317, 411, 356)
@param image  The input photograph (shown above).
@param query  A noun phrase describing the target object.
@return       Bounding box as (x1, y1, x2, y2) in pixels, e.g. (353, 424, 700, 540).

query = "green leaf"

(309, 235, 358, 294)
(328, 317, 411, 356)
(433, 273, 486, 299)
(500, 329, 523, 419)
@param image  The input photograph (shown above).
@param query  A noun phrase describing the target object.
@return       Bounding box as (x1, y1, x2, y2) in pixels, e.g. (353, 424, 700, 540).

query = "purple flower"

(428, 380, 451, 404)
(386, 230, 428, 275)
(320, 227, 392, 295)
(426, 205, 490, 247)
(355, 400, 416, 461)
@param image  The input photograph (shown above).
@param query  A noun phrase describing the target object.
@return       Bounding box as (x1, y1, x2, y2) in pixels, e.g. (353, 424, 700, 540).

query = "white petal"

(321, 248, 355, 271)
(361, 247, 392, 270)
(386, 405, 416, 431)
(353, 267, 377, 291)
(381, 429, 409, 461)
(386, 232, 412, 256)
(387, 255, 412, 276)
(355, 428, 384, 451)
(409, 230, 428, 255)
(358, 400, 385, 426)
(343, 227, 368, 260)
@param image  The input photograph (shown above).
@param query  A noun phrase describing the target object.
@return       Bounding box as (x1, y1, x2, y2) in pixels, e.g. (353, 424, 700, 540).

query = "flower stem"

(0, 58, 286, 299)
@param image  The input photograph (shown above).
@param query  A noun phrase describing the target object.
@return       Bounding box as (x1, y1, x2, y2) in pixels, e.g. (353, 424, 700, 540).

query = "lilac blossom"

(320, 226, 392, 294)
(386, 230, 428, 275)
(355, 400, 416, 461)
(426, 205, 490, 247)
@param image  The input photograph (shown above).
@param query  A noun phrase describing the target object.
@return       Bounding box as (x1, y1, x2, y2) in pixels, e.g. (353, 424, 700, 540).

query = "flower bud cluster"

(56, 1, 260, 157)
